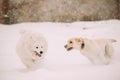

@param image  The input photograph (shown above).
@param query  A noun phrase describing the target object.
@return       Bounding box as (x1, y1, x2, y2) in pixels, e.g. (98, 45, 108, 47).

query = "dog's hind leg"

(104, 43, 114, 64)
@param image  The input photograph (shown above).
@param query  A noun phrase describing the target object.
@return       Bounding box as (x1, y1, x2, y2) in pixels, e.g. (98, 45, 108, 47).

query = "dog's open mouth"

(34, 51, 41, 57)
(67, 47, 73, 51)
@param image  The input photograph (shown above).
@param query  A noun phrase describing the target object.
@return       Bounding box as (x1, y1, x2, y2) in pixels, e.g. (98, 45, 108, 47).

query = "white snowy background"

(0, 20, 120, 80)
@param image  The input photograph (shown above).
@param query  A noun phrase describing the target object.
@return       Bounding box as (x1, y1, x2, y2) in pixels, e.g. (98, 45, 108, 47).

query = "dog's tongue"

(35, 51, 41, 57)
(36, 53, 41, 57)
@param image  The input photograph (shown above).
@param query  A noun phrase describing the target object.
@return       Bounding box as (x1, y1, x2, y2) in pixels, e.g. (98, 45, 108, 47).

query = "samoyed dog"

(16, 30, 48, 70)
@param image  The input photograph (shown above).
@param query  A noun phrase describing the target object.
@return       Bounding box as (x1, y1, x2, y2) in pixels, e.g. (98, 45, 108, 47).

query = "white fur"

(65, 38, 116, 65)
(16, 30, 47, 70)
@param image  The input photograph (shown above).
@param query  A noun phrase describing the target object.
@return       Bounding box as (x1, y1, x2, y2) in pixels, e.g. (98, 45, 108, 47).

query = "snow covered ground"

(0, 20, 120, 80)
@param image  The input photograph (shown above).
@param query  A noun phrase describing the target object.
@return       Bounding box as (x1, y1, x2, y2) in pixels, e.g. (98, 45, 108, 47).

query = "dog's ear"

(81, 41, 85, 49)
(30, 35, 33, 40)
(81, 42, 85, 49)
(76, 38, 85, 49)
(30, 35, 35, 42)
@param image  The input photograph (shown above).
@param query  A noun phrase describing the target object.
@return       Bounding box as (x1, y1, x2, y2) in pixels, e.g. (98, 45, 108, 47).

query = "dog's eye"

(36, 47, 38, 49)
(69, 41, 73, 43)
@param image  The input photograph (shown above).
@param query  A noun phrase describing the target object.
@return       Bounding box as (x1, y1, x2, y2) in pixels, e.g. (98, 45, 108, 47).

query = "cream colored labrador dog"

(64, 37, 116, 65)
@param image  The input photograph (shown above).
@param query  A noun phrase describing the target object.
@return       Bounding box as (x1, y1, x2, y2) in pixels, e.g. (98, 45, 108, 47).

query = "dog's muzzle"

(64, 45, 73, 51)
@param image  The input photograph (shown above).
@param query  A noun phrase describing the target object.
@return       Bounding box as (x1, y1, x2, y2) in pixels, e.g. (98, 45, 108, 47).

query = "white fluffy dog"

(16, 30, 47, 70)
(64, 37, 116, 65)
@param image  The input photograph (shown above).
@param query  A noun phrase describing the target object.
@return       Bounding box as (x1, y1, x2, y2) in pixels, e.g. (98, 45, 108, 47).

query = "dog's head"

(25, 33, 48, 58)
(64, 38, 85, 51)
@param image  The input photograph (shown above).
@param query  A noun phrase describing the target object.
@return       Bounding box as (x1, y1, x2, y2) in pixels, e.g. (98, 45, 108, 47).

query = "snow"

(0, 20, 120, 80)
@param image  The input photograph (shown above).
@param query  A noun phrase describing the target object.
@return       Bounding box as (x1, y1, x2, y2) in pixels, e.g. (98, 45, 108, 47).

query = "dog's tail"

(19, 29, 27, 35)
(109, 39, 117, 43)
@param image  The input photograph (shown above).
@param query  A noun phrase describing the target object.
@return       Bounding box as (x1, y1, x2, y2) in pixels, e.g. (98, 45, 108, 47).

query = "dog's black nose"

(40, 51, 43, 54)
(64, 45, 67, 48)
